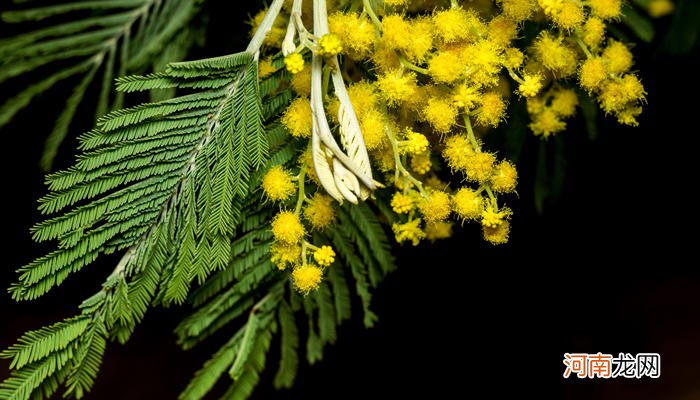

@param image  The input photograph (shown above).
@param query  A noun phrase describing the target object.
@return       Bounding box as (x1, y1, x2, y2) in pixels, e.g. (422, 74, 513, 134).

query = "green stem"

(294, 164, 307, 215)
(399, 54, 429, 75)
(463, 113, 481, 151)
(363, 0, 382, 31)
(574, 33, 593, 58)
(385, 123, 427, 196)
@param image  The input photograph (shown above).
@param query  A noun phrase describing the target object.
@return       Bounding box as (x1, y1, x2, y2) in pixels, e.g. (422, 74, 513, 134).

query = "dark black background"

(2, 1, 700, 399)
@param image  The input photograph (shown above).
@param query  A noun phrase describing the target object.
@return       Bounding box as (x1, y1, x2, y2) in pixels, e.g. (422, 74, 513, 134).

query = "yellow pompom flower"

(403, 130, 430, 155)
(377, 70, 418, 107)
(476, 92, 506, 127)
(259, 58, 277, 78)
(290, 64, 311, 96)
(385, 0, 409, 5)
(603, 40, 633, 74)
(488, 15, 518, 47)
(270, 242, 300, 270)
(282, 97, 312, 138)
(529, 108, 566, 137)
(503, 47, 525, 69)
(347, 81, 380, 112)
(405, 17, 434, 62)
(303, 193, 336, 230)
(538, 0, 563, 15)
(372, 42, 402, 72)
(262, 165, 295, 201)
(550, 89, 578, 117)
(483, 221, 511, 245)
(616, 106, 643, 126)
(552, 2, 584, 30)
(391, 192, 414, 214)
(292, 264, 323, 294)
(588, 0, 622, 20)
(452, 84, 481, 110)
(481, 205, 511, 228)
(490, 161, 518, 193)
(533, 32, 577, 77)
(392, 219, 426, 246)
(272, 211, 305, 244)
(518, 74, 542, 97)
(381, 14, 413, 52)
(359, 109, 387, 151)
(328, 12, 375, 60)
(442, 135, 475, 172)
(582, 17, 606, 50)
(284, 53, 305, 74)
(463, 40, 504, 87)
(423, 97, 457, 134)
(428, 51, 466, 84)
(313, 245, 336, 267)
(425, 221, 453, 242)
(418, 191, 451, 224)
(318, 33, 343, 57)
(452, 188, 483, 221)
(579, 57, 608, 92)
(598, 74, 646, 114)
(500, 0, 536, 22)
(410, 151, 432, 175)
(433, 7, 472, 43)
(465, 151, 497, 184)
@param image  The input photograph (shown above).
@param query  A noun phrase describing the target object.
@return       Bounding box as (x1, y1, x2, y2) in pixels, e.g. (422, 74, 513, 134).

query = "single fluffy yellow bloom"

(270, 242, 300, 270)
(550, 89, 578, 117)
(582, 17, 606, 50)
(313, 245, 336, 267)
(603, 40, 633, 74)
(282, 97, 312, 138)
(392, 219, 426, 246)
(391, 192, 414, 214)
(452, 188, 483, 221)
(476, 92, 506, 127)
(272, 211, 305, 244)
(529, 108, 566, 137)
(500, 0, 536, 22)
(423, 97, 457, 134)
(518, 74, 542, 97)
(442, 135, 475, 172)
(418, 191, 451, 223)
(465, 151, 497, 184)
(262, 165, 295, 201)
(428, 51, 466, 84)
(303, 193, 336, 230)
(481, 205, 511, 228)
(318, 33, 343, 56)
(290, 64, 311, 97)
(483, 221, 511, 245)
(377, 70, 418, 106)
(292, 264, 323, 294)
(588, 0, 622, 20)
(284, 53, 304, 74)
(410, 151, 432, 175)
(579, 57, 608, 92)
(425, 221, 453, 242)
(490, 161, 518, 193)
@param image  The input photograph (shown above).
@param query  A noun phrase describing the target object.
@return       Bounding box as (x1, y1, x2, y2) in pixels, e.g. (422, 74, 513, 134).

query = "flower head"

(262, 165, 295, 201)
(313, 245, 336, 267)
(392, 219, 426, 246)
(292, 264, 323, 294)
(272, 211, 305, 244)
(318, 33, 343, 56)
(284, 53, 305, 74)
(303, 193, 336, 230)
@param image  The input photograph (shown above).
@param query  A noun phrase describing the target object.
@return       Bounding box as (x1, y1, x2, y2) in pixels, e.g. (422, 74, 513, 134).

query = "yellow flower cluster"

(252, 0, 655, 287)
